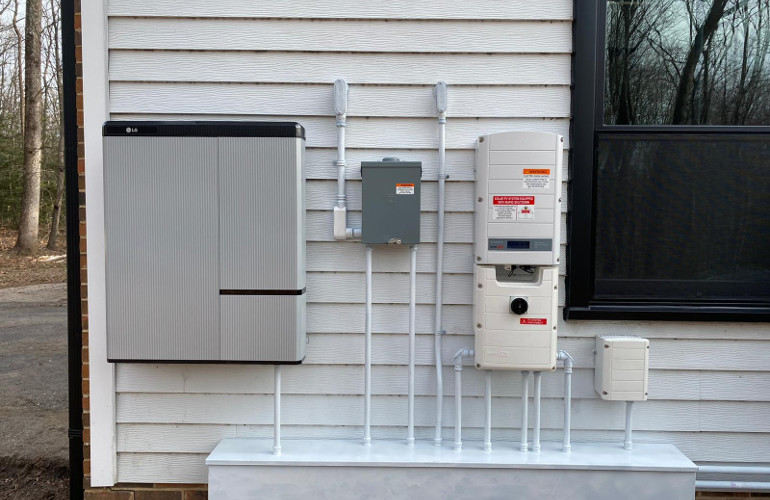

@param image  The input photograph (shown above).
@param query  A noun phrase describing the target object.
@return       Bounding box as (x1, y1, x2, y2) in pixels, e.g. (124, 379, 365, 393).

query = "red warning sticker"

(493, 196, 534, 206)
(520, 318, 547, 325)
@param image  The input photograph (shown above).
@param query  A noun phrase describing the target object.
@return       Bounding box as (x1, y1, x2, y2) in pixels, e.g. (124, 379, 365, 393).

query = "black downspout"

(62, 0, 84, 498)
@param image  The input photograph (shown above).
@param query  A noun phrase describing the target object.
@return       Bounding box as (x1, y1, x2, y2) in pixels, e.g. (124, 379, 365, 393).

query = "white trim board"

(82, 0, 116, 487)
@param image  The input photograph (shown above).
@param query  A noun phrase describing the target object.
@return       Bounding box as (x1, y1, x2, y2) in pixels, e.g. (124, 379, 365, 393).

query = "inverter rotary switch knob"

(510, 297, 528, 315)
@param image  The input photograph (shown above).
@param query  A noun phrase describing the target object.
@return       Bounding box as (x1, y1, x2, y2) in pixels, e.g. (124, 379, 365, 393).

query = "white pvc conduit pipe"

(452, 348, 473, 450)
(557, 350, 574, 452)
(333, 79, 360, 240)
(273, 365, 282, 455)
(696, 482, 770, 492)
(699, 466, 770, 475)
(433, 81, 448, 446)
(533, 371, 542, 452)
(520, 371, 530, 452)
(364, 246, 373, 446)
(484, 371, 492, 451)
(696, 466, 770, 492)
(454, 362, 463, 450)
(407, 245, 417, 446)
(624, 401, 634, 450)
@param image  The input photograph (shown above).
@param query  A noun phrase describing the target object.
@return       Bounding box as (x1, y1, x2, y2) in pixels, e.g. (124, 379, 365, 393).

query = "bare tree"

(671, 0, 729, 123)
(46, 0, 63, 249)
(12, 0, 22, 134)
(15, 0, 43, 252)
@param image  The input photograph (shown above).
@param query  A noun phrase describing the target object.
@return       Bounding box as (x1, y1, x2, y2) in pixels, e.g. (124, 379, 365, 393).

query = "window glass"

(594, 133, 770, 300)
(605, 0, 770, 125)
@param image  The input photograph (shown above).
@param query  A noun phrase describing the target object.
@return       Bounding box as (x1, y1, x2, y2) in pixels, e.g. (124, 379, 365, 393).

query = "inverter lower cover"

(103, 121, 306, 363)
(474, 265, 558, 371)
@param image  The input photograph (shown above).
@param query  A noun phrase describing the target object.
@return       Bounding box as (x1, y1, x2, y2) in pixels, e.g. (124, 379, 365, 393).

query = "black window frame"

(565, 0, 770, 322)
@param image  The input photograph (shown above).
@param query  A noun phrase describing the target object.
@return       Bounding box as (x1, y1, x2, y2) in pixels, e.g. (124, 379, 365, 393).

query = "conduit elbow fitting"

(558, 350, 574, 373)
(453, 348, 473, 370)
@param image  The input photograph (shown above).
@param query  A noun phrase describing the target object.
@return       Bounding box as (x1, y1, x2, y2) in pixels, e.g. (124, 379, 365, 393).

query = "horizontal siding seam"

(108, 48, 574, 56)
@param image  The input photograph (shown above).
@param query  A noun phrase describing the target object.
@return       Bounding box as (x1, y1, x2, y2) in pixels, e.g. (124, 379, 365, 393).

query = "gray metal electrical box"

(361, 158, 421, 245)
(102, 121, 306, 363)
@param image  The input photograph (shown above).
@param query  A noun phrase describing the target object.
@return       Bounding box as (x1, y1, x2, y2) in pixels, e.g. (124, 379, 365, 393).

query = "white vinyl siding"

(100, 0, 770, 484)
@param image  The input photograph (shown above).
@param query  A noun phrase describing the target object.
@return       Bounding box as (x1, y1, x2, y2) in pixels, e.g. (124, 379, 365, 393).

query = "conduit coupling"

(557, 350, 574, 453)
(333, 79, 361, 240)
(453, 348, 474, 450)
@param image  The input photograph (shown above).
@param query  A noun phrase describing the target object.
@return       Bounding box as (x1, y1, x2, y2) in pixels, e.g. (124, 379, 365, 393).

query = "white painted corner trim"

(82, 0, 116, 487)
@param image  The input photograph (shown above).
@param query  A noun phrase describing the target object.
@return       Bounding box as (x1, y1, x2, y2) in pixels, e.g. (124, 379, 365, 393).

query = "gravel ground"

(0, 231, 69, 499)
(0, 283, 69, 463)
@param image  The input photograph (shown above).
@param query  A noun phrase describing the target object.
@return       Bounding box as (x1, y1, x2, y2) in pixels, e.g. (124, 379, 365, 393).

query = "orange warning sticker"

(520, 318, 547, 325)
(523, 168, 551, 190)
(396, 183, 415, 195)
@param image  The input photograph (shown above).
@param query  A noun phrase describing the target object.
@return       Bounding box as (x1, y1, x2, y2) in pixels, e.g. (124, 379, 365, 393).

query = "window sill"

(563, 304, 770, 322)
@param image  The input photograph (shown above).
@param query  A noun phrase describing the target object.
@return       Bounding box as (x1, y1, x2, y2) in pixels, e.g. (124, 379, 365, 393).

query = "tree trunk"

(47, 0, 64, 250)
(15, 0, 43, 252)
(732, 3, 751, 124)
(671, 0, 728, 124)
(616, 3, 635, 124)
(13, 0, 24, 138)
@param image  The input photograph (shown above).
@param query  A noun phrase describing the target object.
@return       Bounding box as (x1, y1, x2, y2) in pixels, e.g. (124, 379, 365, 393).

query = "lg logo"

(125, 127, 139, 133)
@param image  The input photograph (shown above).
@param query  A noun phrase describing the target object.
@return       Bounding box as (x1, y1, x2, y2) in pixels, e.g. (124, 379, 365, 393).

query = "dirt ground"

(0, 227, 67, 289)
(0, 228, 69, 498)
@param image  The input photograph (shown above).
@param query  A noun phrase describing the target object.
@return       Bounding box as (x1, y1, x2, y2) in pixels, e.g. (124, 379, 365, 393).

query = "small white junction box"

(474, 131, 563, 266)
(474, 265, 558, 371)
(594, 336, 649, 401)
